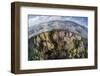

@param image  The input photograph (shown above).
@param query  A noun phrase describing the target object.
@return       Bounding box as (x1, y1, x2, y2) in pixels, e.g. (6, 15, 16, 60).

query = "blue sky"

(28, 15, 88, 28)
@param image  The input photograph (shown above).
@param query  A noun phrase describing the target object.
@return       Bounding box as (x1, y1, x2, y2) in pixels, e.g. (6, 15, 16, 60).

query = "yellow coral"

(36, 36, 41, 42)
(44, 32, 49, 41)
(40, 33, 45, 40)
(47, 42, 54, 50)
